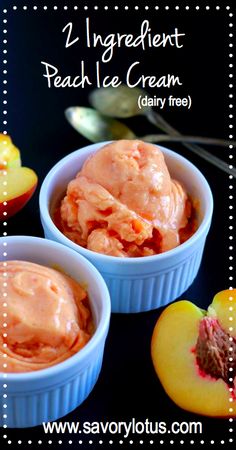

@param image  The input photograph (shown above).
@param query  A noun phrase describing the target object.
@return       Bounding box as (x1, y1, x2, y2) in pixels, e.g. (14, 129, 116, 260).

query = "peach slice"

(0, 134, 21, 169)
(151, 290, 236, 417)
(0, 167, 38, 218)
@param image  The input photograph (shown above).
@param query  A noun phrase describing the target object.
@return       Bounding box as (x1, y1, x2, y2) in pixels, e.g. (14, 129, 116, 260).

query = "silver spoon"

(65, 107, 236, 177)
(66, 106, 235, 147)
(89, 85, 235, 177)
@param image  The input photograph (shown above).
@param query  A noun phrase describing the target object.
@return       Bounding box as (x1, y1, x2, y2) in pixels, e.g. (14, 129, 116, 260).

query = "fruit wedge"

(151, 290, 236, 417)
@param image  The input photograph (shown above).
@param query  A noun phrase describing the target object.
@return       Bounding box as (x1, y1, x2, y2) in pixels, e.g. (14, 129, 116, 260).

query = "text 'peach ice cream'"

(0, 261, 93, 373)
(56, 140, 196, 257)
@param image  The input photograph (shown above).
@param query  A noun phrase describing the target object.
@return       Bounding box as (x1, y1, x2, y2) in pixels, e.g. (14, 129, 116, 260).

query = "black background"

(0, 1, 235, 449)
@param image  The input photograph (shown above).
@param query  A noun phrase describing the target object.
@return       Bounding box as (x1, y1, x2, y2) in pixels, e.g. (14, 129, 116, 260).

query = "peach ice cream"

(56, 140, 196, 257)
(0, 261, 93, 373)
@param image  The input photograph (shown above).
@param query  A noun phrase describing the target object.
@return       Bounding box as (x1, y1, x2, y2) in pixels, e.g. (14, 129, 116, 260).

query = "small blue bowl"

(39, 142, 213, 313)
(0, 236, 111, 428)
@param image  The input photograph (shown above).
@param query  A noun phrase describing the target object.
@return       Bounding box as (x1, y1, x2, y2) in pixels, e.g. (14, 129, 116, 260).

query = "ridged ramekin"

(0, 236, 110, 428)
(39, 142, 213, 313)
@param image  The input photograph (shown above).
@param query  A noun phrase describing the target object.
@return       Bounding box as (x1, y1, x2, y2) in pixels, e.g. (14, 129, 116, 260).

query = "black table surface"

(0, 1, 235, 449)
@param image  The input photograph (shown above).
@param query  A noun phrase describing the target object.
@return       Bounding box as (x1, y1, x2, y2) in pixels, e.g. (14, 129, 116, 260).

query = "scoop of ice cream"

(57, 140, 194, 257)
(0, 261, 93, 373)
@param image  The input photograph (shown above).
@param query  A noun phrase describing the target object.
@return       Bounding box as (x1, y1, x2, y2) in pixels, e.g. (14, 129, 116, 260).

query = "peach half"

(151, 290, 236, 417)
(0, 134, 21, 169)
(0, 167, 38, 218)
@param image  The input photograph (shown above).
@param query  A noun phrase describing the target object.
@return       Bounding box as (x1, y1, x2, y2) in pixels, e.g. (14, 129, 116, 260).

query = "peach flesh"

(0, 134, 21, 169)
(0, 167, 38, 218)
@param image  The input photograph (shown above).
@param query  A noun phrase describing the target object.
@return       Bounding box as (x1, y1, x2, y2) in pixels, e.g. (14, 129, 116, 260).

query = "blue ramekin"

(0, 236, 111, 427)
(39, 142, 213, 313)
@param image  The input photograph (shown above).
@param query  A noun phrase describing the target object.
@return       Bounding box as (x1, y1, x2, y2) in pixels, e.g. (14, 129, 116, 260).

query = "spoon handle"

(143, 134, 236, 147)
(146, 109, 235, 178)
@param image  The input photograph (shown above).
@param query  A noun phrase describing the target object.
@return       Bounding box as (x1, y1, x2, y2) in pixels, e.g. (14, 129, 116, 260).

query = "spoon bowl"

(89, 85, 149, 118)
(65, 107, 135, 142)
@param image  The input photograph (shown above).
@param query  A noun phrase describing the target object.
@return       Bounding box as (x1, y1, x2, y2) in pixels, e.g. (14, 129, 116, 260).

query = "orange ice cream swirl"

(57, 140, 195, 257)
(0, 261, 93, 373)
